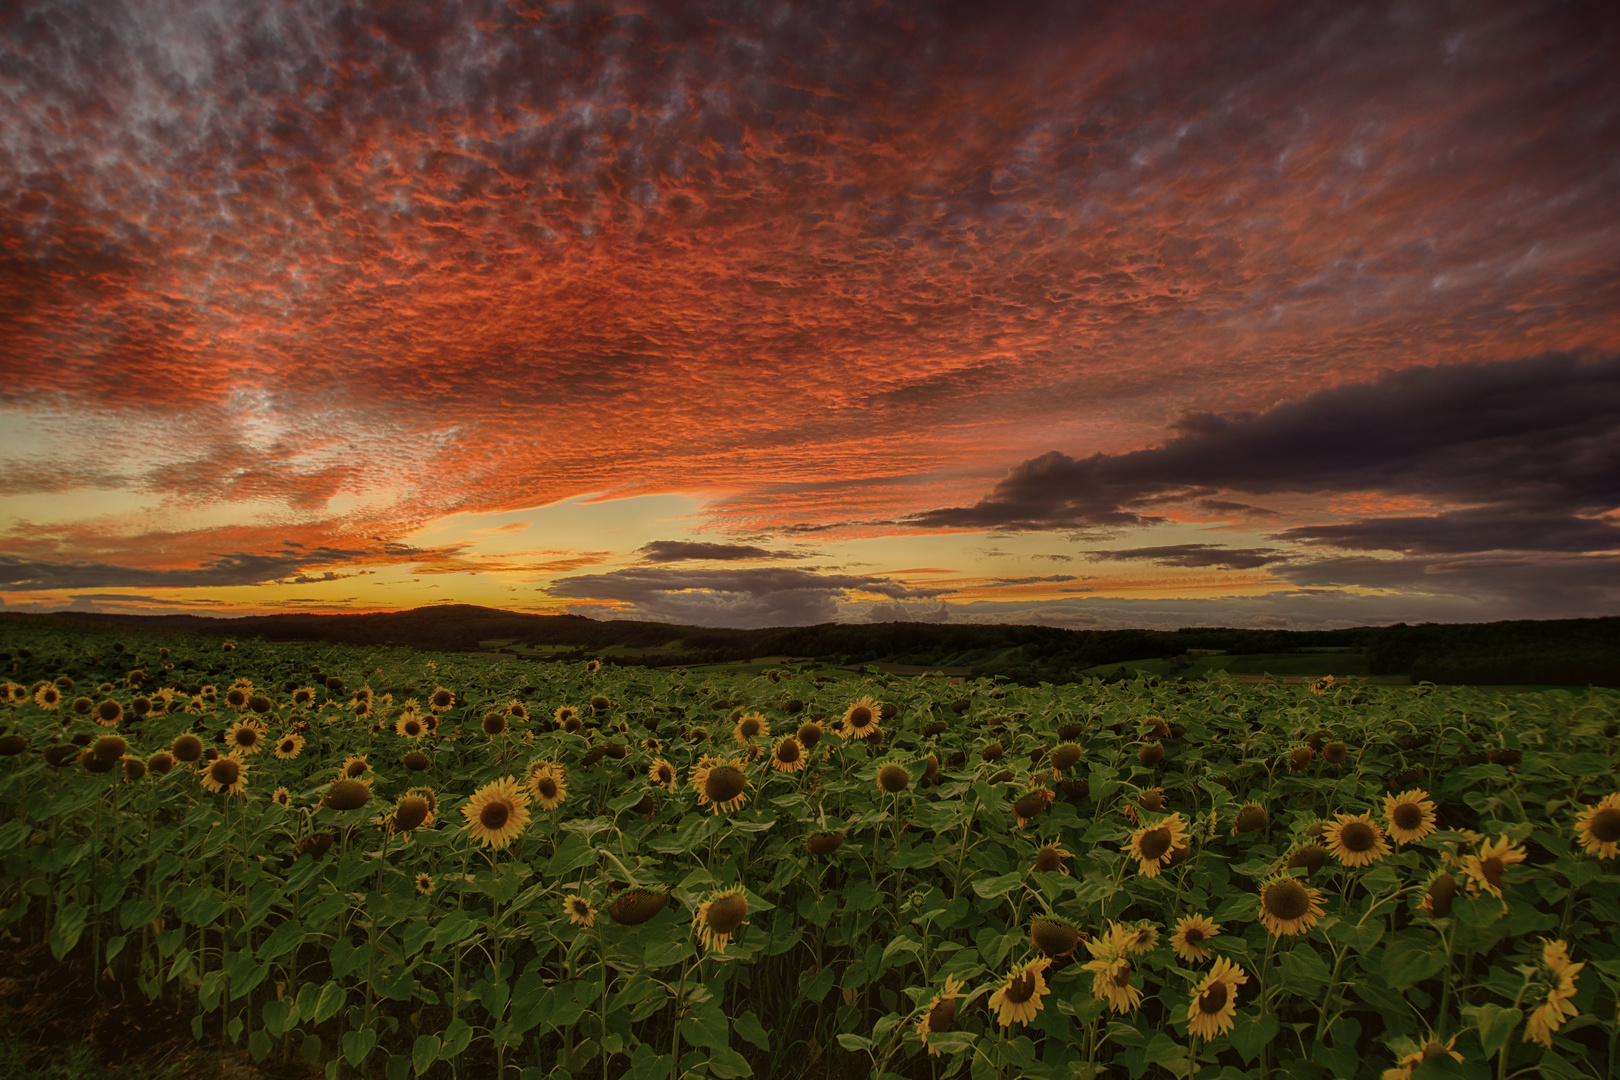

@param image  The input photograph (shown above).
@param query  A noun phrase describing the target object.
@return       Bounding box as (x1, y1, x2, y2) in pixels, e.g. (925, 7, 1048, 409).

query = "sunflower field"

(0, 623, 1618, 1080)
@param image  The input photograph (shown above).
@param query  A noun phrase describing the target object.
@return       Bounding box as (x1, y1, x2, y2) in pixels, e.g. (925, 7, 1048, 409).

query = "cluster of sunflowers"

(3, 632, 1619, 1080)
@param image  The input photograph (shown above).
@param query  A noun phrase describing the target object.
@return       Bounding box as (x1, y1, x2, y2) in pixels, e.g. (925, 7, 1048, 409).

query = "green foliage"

(0, 622, 1616, 1079)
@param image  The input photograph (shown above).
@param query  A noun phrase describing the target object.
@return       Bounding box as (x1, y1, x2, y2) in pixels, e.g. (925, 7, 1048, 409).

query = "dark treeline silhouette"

(9, 606, 1618, 687)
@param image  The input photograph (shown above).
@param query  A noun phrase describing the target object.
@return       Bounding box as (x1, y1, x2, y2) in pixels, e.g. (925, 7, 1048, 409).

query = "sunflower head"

(415, 873, 435, 896)
(146, 750, 175, 775)
(1325, 813, 1390, 867)
(1234, 804, 1267, 833)
(988, 958, 1052, 1027)
(916, 975, 964, 1056)
(201, 753, 247, 796)
(1287, 746, 1315, 772)
(1033, 842, 1073, 874)
(1013, 784, 1055, 826)
(1285, 843, 1328, 877)
(609, 889, 670, 926)
(403, 750, 430, 771)
(96, 700, 123, 726)
(394, 795, 432, 832)
(171, 734, 203, 763)
(120, 755, 146, 782)
(796, 721, 823, 749)
(877, 762, 911, 794)
(841, 698, 880, 739)
(526, 761, 568, 811)
(694, 888, 749, 953)
(461, 776, 532, 850)
(429, 687, 455, 713)
(271, 787, 292, 807)
(563, 895, 597, 928)
(1171, 914, 1221, 962)
(1574, 792, 1620, 859)
(692, 756, 750, 815)
(92, 734, 127, 762)
(807, 831, 845, 857)
(482, 711, 509, 737)
(649, 758, 678, 791)
(324, 779, 371, 811)
(1030, 916, 1083, 958)
(1384, 788, 1438, 844)
(1258, 874, 1325, 937)
(1138, 741, 1165, 767)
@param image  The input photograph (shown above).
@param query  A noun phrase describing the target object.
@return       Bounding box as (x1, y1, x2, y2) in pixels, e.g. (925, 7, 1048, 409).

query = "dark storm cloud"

(636, 540, 810, 563)
(1273, 508, 1620, 554)
(1081, 545, 1287, 571)
(912, 354, 1620, 533)
(0, 550, 348, 590)
(547, 566, 941, 628)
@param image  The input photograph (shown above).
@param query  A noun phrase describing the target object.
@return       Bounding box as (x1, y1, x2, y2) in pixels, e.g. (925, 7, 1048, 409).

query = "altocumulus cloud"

(547, 567, 942, 629)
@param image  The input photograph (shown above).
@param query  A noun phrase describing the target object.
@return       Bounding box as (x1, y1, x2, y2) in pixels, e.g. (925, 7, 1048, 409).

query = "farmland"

(0, 621, 1617, 1080)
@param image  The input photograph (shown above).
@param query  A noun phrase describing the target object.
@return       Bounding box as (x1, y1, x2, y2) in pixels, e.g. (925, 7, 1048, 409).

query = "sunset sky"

(2, 0, 1618, 631)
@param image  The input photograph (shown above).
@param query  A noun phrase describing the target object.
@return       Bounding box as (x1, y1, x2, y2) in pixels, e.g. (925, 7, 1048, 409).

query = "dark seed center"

(1184, 927, 1205, 944)
(706, 895, 748, 935)
(777, 741, 800, 763)
(1393, 803, 1424, 830)
(211, 760, 239, 785)
(1264, 880, 1311, 920)
(480, 800, 510, 830)
(537, 778, 558, 799)
(1480, 856, 1505, 887)
(1004, 973, 1036, 1004)
(849, 707, 873, 728)
(1198, 982, 1229, 1014)
(1139, 827, 1173, 861)
(927, 998, 956, 1032)
(706, 766, 746, 802)
(1590, 807, 1620, 843)
(1341, 822, 1376, 852)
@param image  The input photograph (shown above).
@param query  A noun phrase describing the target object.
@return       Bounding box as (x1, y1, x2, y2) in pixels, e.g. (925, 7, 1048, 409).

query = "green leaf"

(733, 1010, 770, 1051)
(1474, 1004, 1523, 1060)
(412, 1034, 442, 1076)
(836, 1033, 873, 1052)
(262, 999, 290, 1037)
(681, 1010, 729, 1050)
(341, 1028, 377, 1068)
(1557, 752, 1612, 777)
(1381, 940, 1448, 989)
(259, 918, 305, 961)
(249, 1028, 273, 1064)
(801, 965, 835, 1004)
(434, 909, 478, 948)
(643, 938, 694, 970)
(442, 1018, 473, 1057)
(48, 901, 87, 961)
(312, 981, 346, 1025)
(926, 1031, 975, 1054)
(1455, 892, 1506, 928)
(1279, 948, 1331, 991)
(707, 1046, 754, 1079)
(1227, 1012, 1279, 1064)
(970, 871, 1024, 900)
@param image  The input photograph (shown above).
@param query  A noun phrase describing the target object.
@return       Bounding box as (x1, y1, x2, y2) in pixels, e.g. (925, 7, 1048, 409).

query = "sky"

(2, 0, 1618, 632)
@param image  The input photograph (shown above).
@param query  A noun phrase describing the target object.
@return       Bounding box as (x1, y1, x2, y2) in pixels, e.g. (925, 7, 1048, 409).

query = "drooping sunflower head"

(1287, 746, 1315, 772)
(1033, 841, 1073, 875)
(1285, 843, 1328, 877)
(916, 974, 964, 1056)
(605, 888, 668, 926)
(1138, 741, 1165, 767)
(1258, 874, 1325, 937)
(120, 755, 146, 782)
(1013, 783, 1055, 827)
(841, 697, 880, 739)
(1461, 834, 1527, 899)
(796, 721, 823, 749)
(339, 754, 371, 781)
(807, 831, 845, 857)
(1233, 804, 1267, 834)
(403, 750, 430, 772)
(1325, 813, 1390, 867)
(324, 778, 371, 811)
(1573, 792, 1620, 859)
(146, 749, 175, 775)
(393, 794, 433, 833)
(693, 888, 749, 953)
(461, 776, 531, 849)
(1171, 914, 1221, 962)
(877, 762, 911, 794)
(691, 756, 750, 815)
(92, 734, 127, 762)
(1029, 916, 1083, 958)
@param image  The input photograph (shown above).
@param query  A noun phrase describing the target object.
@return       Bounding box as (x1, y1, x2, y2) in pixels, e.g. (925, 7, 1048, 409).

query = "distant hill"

(8, 606, 1620, 688)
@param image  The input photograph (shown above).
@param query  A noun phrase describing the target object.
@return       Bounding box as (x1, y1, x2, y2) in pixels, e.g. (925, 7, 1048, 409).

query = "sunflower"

(563, 895, 597, 928)
(733, 711, 769, 746)
(916, 975, 964, 1056)
(796, 721, 823, 749)
(988, 958, 1052, 1027)
(171, 734, 203, 763)
(1324, 812, 1390, 867)
(33, 685, 61, 711)
(526, 761, 568, 811)
(691, 755, 751, 815)
(1232, 803, 1267, 835)
(1381, 1035, 1464, 1080)
(1417, 870, 1458, 917)
(1258, 874, 1326, 937)
(1082, 937, 1142, 1014)
(1115, 921, 1159, 956)
(877, 762, 911, 794)
(1186, 957, 1249, 1039)
(1573, 792, 1620, 859)
(415, 873, 435, 896)
(1525, 971, 1582, 1049)
(1286, 843, 1328, 877)
(1127, 812, 1190, 877)
(324, 779, 371, 811)
(290, 686, 316, 709)
(586, 659, 601, 673)
(338, 754, 371, 782)
(1029, 916, 1083, 958)
(649, 758, 678, 792)
(840, 697, 881, 740)
(222, 718, 266, 757)
(393, 792, 434, 833)
(224, 686, 250, 711)
(146, 750, 176, 775)
(1013, 783, 1055, 828)
(200, 753, 248, 796)
(95, 700, 123, 727)
(1286, 746, 1314, 772)
(1033, 841, 1073, 874)
(427, 687, 455, 714)
(553, 704, 578, 728)
(266, 786, 290, 808)
(121, 755, 147, 782)
(460, 776, 531, 850)
(1171, 914, 1221, 962)
(769, 736, 806, 774)
(1460, 834, 1527, 899)
(693, 888, 749, 954)
(1382, 789, 1438, 845)
(395, 713, 426, 739)
(273, 732, 304, 761)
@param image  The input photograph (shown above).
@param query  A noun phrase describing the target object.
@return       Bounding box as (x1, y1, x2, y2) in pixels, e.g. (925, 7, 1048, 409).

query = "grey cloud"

(0, 545, 369, 591)
(636, 540, 810, 563)
(990, 574, 1079, 585)
(911, 354, 1620, 532)
(1082, 545, 1287, 570)
(1272, 508, 1620, 555)
(546, 566, 943, 629)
